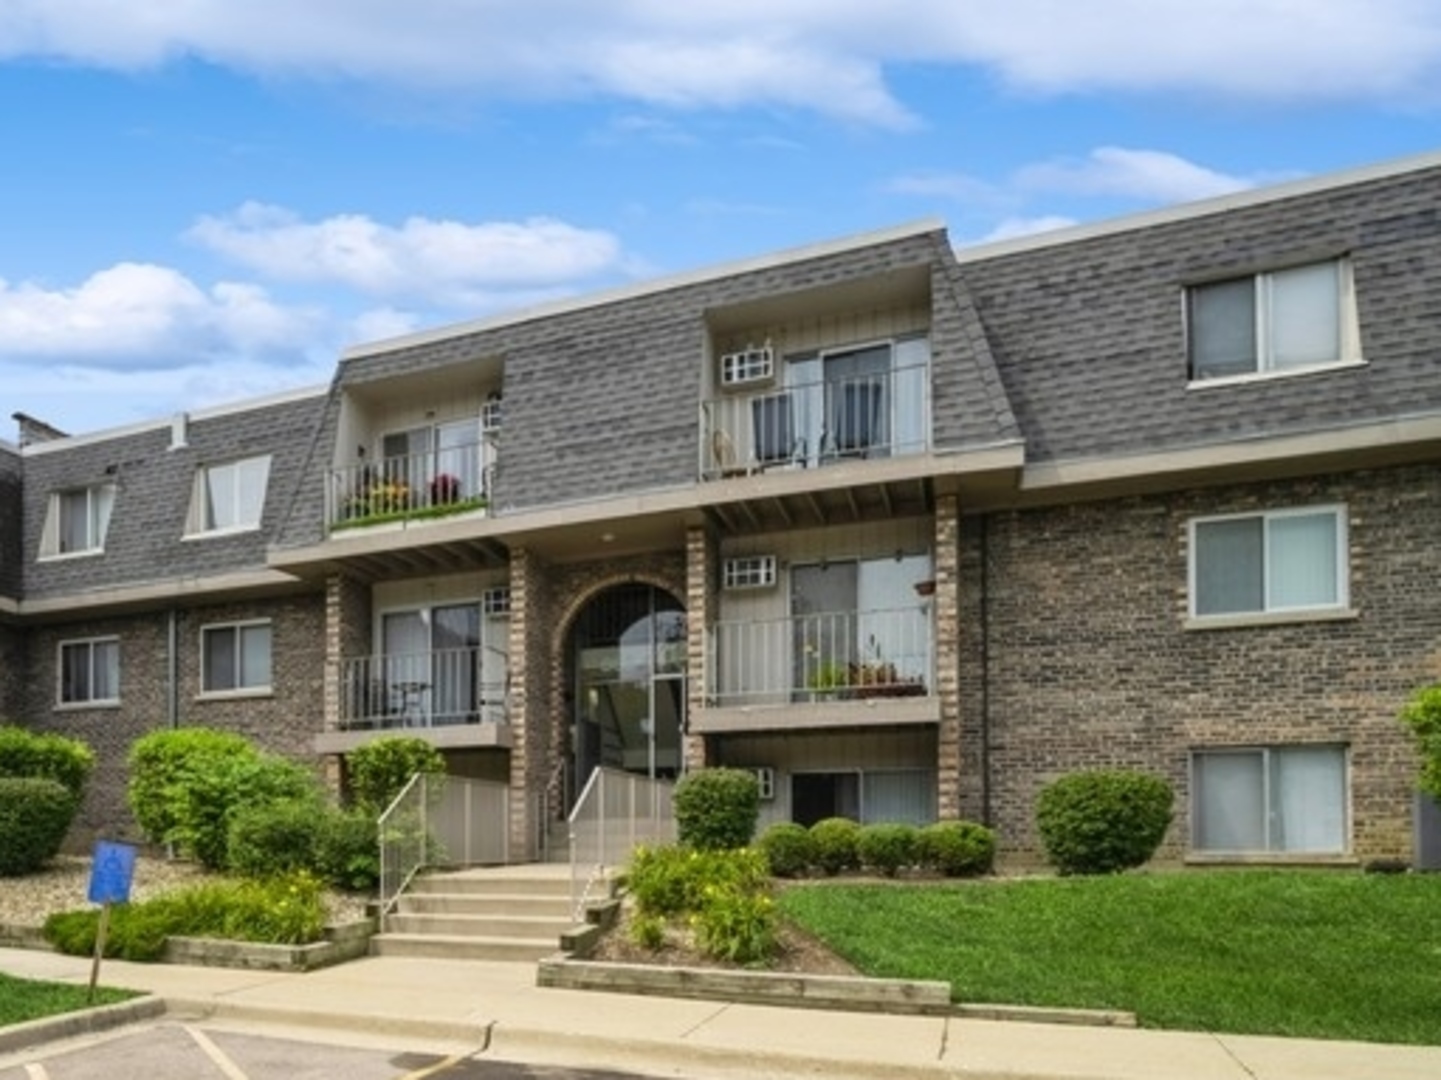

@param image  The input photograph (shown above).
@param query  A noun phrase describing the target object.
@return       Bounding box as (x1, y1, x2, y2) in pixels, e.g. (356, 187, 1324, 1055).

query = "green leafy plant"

(917, 820, 996, 877)
(345, 736, 445, 815)
(315, 806, 380, 891)
(628, 844, 769, 917)
(808, 817, 861, 875)
(856, 823, 919, 877)
(756, 822, 816, 878)
(672, 768, 759, 851)
(1036, 769, 1173, 875)
(691, 884, 776, 965)
(167, 753, 321, 871)
(226, 798, 324, 878)
(127, 728, 255, 847)
(1400, 682, 1441, 800)
(629, 912, 667, 950)
(0, 777, 77, 876)
(0, 726, 95, 798)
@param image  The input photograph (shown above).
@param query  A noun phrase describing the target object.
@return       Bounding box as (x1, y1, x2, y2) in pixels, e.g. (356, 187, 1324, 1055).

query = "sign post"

(85, 840, 136, 1002)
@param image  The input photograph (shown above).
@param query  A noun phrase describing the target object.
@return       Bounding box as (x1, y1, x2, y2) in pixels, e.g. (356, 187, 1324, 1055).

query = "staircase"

(371, 864, 586, 963)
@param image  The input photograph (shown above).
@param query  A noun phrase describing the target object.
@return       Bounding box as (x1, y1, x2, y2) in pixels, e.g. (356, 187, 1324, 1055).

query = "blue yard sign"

(87, 840, 137, 905)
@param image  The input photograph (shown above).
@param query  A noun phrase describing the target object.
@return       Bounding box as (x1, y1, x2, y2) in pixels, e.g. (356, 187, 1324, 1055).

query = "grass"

(0, 972, 137, 1027)
(777, 870, 1441, 1045)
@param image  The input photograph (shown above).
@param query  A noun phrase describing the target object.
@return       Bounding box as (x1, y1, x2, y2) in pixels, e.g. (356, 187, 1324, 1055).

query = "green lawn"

(777, 870, 1441, 1045)
(0, 972, 137, 1027)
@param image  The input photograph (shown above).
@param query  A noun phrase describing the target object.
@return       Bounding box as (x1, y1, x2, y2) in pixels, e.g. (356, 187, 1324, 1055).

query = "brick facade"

(962, 464, 1441, 864)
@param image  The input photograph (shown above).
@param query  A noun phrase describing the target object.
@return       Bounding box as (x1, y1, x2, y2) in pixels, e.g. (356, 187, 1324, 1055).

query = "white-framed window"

(720, 343, 774, 387)
(40, 484, 116, 559)
(1188, 259, 1356, 381)
(1192, 746, 1348, 855)
(723, 555, 778, 590)
(1189, 506, 1347, 619)
(58, 637, 119, 705)
(201, 621, 272, 694)
(188, 456, 271, 535)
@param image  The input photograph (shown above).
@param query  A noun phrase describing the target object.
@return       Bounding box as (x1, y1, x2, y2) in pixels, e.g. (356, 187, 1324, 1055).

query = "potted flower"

(429, 473, 461, 506)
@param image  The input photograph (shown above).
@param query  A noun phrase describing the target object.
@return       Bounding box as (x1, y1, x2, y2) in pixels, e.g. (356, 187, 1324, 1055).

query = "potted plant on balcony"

(429, 472, 461, 506)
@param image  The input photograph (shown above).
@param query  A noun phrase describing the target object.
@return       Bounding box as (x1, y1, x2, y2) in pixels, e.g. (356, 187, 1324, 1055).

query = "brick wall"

(22, 591, 326, 847)
(960, 464, 1441, 865)
(0, 622, 23, 721)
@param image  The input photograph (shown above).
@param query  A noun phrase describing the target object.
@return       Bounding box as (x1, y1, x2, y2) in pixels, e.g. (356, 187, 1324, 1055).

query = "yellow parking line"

(24, 1063, 48, 1080)
(183, 1025, 250, 1080)
(396, 1052, 469, 1079)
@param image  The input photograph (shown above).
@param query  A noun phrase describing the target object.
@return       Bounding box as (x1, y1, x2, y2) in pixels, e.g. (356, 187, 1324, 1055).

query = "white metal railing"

(708, 606, 932, 706)
(340, 648, 507, 730)
(700, 361, 930, 479)
(377, 772, 511, 914)
(568, 766, 676, 918)
(327, 439, 494, 531)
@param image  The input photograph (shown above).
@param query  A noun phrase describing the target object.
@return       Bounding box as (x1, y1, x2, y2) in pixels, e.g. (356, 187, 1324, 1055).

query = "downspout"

(980, 514, 992, 829)
(167, 609, 179, 729)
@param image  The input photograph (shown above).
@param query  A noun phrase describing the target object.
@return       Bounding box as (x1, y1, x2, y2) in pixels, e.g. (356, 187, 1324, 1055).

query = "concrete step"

(384, 912, 574, 938)
(395, 892, 572, 918)
(370, 932, 559, 963)
(408, 872, 573, 898)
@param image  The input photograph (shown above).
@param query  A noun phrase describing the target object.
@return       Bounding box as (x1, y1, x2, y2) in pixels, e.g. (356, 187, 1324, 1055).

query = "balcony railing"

(708, 607, 932, 707)
(700, 362, 930, 480)
(339, 648, 508, 731)
(326, 440, 494, 532)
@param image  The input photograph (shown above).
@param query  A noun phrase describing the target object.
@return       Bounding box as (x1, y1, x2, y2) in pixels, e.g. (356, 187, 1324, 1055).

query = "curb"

(0, 995, 167, 1056)
(160, 996, 491, 1045)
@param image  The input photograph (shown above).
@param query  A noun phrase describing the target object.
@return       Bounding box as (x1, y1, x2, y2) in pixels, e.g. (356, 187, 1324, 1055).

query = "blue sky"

(2, 2, 1439, 437)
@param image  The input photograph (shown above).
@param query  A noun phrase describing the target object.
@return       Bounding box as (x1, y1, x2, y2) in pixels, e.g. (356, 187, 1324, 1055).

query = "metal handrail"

(567, 766, 676, 919)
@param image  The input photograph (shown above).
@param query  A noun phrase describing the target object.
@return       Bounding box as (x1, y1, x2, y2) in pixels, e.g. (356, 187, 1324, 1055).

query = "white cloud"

(3, 3, 1438, 125)
(973, 216, 1079, 244)
(0, 263, 320, 369)
(186, 203, 625, 306)
(1016, 148, 1263, 203)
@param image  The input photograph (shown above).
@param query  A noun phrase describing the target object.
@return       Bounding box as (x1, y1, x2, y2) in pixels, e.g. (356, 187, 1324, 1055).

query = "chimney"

(11, 412, 69, 448)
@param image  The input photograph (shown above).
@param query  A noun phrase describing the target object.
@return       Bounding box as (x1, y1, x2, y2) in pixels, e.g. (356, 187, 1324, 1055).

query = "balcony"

(335, 647, 508, 732)
(707, 606, 933, 714)
(326, 439, 494, 534)
(700, 360, 930, 481)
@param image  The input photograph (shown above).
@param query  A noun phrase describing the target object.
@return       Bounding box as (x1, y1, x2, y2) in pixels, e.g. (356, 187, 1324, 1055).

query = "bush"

(809, 817, 861, 875)
(0, 726, 95, 798)
(917, 821, 996, 877)
(227, 799, 323, 879)
(856, 823, 919, 877)
(1400, 683, 1441, 801)
(345, 737, 445, 815)
(673, 768, 760, 851)
(315, 806, 380, 892)
(756, 822, 815, 878)
(0, 777, 77, 876)
(1036, 769, 1174, 875)
(627, 844, 769, 917)
(127, 728, 255, 847)
(43, 872, 328, 960)
(691, 885, 776, 965)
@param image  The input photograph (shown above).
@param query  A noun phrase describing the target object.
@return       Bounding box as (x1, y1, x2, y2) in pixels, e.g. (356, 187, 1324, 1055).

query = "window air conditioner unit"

(722, 555, 777, 590)
(719, 342, 774, 387)
(751, 767, 776, 801)
(481, 397, 503, 431)
(482, 586, 512, 617)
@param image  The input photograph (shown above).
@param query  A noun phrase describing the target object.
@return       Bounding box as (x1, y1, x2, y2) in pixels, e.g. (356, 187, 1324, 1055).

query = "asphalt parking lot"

(0, 1022, 655, 1080)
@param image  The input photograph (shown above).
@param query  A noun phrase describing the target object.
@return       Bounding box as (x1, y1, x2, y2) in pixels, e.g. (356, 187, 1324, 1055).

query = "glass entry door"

(571, 584, 686, 796)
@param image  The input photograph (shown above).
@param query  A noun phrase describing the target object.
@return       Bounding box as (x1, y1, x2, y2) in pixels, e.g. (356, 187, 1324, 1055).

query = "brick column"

(934, 494, 962, 819)
(683, 523, 715, 772)
(507, 546, 550, 860)
(322, 573, 369, 796)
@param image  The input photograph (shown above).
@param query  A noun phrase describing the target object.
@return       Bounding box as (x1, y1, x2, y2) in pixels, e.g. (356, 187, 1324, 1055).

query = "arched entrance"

(568, 583, 686, 799)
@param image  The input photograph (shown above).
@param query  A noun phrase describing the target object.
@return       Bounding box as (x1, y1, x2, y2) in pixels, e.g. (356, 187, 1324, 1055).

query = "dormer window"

(186, 455, 271, 536)
(1188, 259, 1358, 381)
(39, 484, 115, 559)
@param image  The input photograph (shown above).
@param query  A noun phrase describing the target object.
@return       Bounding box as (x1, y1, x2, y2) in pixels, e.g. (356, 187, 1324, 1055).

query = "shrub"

(856, 823, 919, 877)
(809, 817, 861, 875)
(917, 820, 996, 877)
(756, 822, 815, 878)
(628, 844, 769, 917)
(0, 777, 77, 876)
(226, 799, 323, 879)
(691, 885, 776, 965)
(345, 737, 445, 815)
(673, 768, 760, 851)
(43, 872, 328, 960)
(315, 806, 380, 892)
(162, 751, 321, 871)
(629, 912, 667, 950)
(0, 726, 95, 798)
(1036, 769, 1174, 875)
(127, 728, 255, 847)
(1400, 683, 1441, 801)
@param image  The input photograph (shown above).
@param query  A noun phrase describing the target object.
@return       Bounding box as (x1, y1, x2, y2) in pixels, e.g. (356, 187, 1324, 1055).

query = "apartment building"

(3, 151, 1439, 866)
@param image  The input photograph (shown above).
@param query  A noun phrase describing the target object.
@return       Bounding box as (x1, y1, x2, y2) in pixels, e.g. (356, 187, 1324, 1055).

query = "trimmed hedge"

(756, 822, 816, 878)
(1036, 769, 1174, 875)
(0, 777, 77, 876)
(227, 799, 323, 878)
(673, 768, 760, 851)
(127, 728, 255, 847)
(0, 726, 95, 798)
(856, 823, 919, 877)
(809, 817, 861, 875)
(917, 821, 996, 877)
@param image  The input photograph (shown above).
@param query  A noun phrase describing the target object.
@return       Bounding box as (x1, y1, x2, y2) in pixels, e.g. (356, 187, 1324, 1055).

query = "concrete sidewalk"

(1, 946, 1437, 1080)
